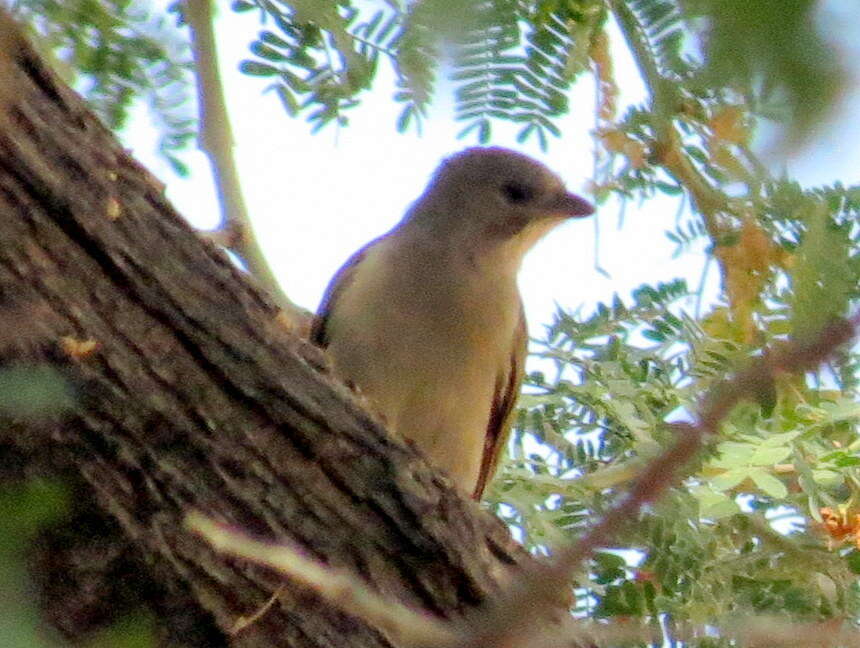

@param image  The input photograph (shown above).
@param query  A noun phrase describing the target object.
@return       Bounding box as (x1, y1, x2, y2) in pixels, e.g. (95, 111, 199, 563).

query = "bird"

(311, 147, 593, 499)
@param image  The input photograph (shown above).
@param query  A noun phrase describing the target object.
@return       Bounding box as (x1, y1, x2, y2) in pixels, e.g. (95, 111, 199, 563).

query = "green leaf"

(251, 43, 289, 62)
(748, 445, 792, 466)
(747, 469, 787, 499)
(0, 365, 75, 419)
(273, 84, 299, 117)
(710, 468, 750, 492)
(832, 455, 860, 468)
(260, 30, 290, 48)
(789, 203, 853, 339)
(240, 60, 279, 77)
(0, 480, 69, 539)
(694, 0, 845, 146)
(811, 469, 842, 488)
(711, 442, 754, 469)
(846, 550, 860, 575)
(758, 431, 803, 447)
(819, 399, 860, 424)
(690, 485, 741, 519)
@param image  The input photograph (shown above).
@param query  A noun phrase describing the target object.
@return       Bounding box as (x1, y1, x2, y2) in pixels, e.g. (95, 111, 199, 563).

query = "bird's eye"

(500, 181, 534, 204)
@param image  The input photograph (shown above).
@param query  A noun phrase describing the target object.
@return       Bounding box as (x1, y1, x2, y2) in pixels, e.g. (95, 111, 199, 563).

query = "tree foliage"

(9, 0, 195, 175)
(235, 0, 606, 145)
(5, 0, 860, 645)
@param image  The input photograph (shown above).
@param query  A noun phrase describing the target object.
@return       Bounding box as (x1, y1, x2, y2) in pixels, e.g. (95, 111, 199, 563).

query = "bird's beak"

(544, 191, 594, 218)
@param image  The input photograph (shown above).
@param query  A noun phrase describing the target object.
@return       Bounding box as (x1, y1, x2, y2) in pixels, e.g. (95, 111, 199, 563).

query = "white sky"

(121, 3, 859, 337)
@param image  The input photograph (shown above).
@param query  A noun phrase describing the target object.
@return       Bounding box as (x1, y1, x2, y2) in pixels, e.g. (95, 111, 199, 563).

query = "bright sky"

(121, 4, 859, 337)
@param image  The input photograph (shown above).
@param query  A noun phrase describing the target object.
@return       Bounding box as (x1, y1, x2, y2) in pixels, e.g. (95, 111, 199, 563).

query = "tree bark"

(0, 12, 531, 648)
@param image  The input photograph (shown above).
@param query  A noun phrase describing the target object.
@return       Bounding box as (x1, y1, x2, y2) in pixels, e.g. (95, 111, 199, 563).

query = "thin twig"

(609, 0, 731, 296)
(185, 513, 459, 647)
(183, 0, 311, 333)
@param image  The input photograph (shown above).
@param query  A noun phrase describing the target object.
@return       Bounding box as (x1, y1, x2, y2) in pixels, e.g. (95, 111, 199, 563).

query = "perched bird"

(311, 147, 593, 499)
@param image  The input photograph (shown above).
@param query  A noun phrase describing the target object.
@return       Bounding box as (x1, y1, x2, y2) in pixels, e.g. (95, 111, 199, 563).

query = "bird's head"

(405, 147, 593, 256)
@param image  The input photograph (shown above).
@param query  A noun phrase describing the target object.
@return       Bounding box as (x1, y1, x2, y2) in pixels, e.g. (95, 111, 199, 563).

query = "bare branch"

(186, 512, 459, 647)
(183, 0, 311, 334)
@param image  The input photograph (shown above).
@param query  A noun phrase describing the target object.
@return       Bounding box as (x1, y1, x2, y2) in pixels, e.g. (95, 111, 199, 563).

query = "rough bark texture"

(0, 13, 532, 647)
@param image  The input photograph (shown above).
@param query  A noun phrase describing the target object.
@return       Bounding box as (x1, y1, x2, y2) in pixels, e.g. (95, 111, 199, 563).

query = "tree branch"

(183, 0, 311, 334)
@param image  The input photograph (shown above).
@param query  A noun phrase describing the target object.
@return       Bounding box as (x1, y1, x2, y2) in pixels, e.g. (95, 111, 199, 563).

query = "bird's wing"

(472, 304, 527, 500)
(309, 243, 373, 348)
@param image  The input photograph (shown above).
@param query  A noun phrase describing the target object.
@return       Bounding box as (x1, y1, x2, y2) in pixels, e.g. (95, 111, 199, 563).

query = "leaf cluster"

(235, 0, 605, 147)
(489, 213, 859, 641)
(10, 0, 195, 175)
(685, 0, 843, 144)
(234, 0, 846, 156)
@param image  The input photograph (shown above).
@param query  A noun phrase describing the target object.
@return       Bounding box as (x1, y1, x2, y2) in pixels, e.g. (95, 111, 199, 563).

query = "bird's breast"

(324, 238, 521, 493)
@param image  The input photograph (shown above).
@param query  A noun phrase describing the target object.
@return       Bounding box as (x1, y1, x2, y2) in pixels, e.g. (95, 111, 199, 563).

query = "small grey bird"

(311, 147, 593, 499)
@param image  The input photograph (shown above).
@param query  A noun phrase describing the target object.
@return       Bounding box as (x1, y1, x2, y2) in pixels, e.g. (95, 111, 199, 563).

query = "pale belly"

(324, 242, 519, 494)
(329, 310, 508, 493)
